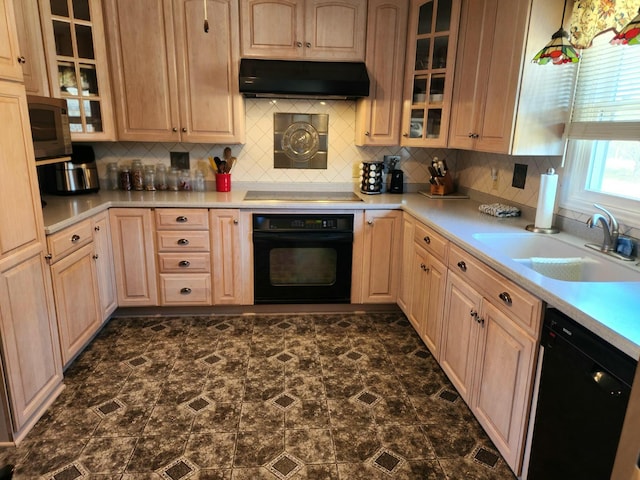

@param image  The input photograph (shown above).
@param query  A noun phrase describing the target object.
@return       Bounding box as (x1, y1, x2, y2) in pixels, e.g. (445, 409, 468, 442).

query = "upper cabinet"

(104, 0, 245, 143)
(0, 0, 22, 82)
(12, 0, 49, 95)
(39, 0, 115, 140)
(240, 0, 367, 61)
(448, 0, 574, 155)
(400, 0, 461, 147)
(355, 0, 408, 146)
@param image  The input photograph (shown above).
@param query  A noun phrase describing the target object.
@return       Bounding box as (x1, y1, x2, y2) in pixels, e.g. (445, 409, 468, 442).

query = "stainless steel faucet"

(586, 204, 619, 252)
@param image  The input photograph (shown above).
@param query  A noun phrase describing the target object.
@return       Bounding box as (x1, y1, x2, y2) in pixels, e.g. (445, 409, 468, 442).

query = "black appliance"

(38, 144, 100, 195)
(239, 59, 369, 99)
(526, 308, 636, 480)
(253, 213, 353, 304)
(389, 170, 403, 193)
(27, 95, 72, 160)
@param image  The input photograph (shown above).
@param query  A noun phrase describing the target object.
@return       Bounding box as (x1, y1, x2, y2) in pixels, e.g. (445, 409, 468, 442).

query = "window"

(560, 31, 640, 226)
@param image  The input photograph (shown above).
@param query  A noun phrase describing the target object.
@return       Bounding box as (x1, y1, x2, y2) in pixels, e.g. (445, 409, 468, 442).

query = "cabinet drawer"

(448, 244, 542, 336)
(155, 209, 209, 230)
(157, 253, 211, 273)
(156, 231, 210, 252)
(414, 222, 448, 261)
(47, 219, 93, 263)
(159, 274, 211, 305)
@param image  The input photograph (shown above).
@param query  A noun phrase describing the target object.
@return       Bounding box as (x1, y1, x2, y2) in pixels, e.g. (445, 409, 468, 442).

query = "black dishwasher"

(526, 308, 637, 480)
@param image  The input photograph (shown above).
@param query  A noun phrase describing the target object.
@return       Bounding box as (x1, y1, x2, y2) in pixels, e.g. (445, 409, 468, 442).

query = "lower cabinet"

(92, 211, 117, 319)
(396, 213, 415, 313)
(440, 244, 541, 474)
(109, 208, 158, 306)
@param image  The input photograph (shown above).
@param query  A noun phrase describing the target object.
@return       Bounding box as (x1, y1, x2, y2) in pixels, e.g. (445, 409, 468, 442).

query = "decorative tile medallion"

(94, 398, 126, 418)
(344, 350, 364, 362)
(413, 349, 429, 359)
(276, 352, 294, 363)
(215, 323, 231, 331)
(200, 353, 223, 366)
(48, 462, 88, 480)
(277, 322, 292, 330)
(354, 390, 381, 407)
(369, 448, 405, 475)
(149, 323, 167, 332)
(272, 393, 298, 411)
(438, 389, 460, 403)
(337, 321, 352, 328)
(266, 452, 304, 480)
(473, 446, 500, 468)
(184, 396, 212, 414)
(158, 456, 198, 480)
(124, 355, 150, 368)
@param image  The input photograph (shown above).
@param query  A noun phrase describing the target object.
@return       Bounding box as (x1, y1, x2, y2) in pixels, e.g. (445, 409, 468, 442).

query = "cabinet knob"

(457, 260, 467, 272)
(367, 219, 373, 225)
(365, 131, 370, 136)
(498, 291, 513, 305)
(45, 253, 52, 260)
(305, 42, 311, 48)
(17, 56, 26, 64)
(180, 287, 192, 295)
(94, 225, 100, 232)
(178, 260, 190, 267)
(233, 219, 239, 224)
(182, 127, 187, 133)
(296, 41, 302, 47)
(176, 215, 188, 223)
(172, 127, 178, 132)
(470, 309, 478, 319)
(177, 238, 190, 246)
(93, 254, 99, 260)
(71, 234, 81, 243)
(403, 133, 409, 137)
(423, 236, 431, 244)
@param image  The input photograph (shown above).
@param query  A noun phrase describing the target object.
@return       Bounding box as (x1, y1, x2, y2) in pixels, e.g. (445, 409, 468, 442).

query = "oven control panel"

(253, 214, 353, 231)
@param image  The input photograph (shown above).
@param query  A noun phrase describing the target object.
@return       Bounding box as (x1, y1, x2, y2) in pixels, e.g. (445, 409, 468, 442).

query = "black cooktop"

(244, 191, 363, 202)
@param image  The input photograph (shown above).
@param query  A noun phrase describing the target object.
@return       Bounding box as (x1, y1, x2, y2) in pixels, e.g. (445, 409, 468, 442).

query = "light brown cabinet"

(12, 0, 49, 95)
(109, 208, 158, 306)
(355, 0, 408, 146)
(397, 213, 415, 313)
(210, 209, 250, 305)
(448, 0, 572, 155)
(0, 78, 63, 441)
(240, 0, 366, 61)
(0, 0, 22, 82)
(104, 0, 244, 143)
(38, 0, 115, 140)
(400, 0, 461, 147)
(355, 210, 402, 303)
(440, 244, 541, 474)
(92, 211, 117, 319)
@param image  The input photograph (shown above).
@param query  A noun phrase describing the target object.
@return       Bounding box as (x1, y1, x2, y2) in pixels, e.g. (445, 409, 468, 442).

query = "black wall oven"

(253, 213, 353, 304)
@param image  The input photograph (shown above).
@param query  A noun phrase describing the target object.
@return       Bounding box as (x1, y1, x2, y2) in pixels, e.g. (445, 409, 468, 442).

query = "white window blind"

(565, 32, 640, 141)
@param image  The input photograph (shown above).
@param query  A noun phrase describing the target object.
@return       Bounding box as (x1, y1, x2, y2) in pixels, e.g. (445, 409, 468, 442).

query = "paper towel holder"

(526, 168, 560, 234)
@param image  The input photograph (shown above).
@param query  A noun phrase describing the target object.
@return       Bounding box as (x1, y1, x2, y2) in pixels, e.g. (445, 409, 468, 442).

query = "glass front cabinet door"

(401, 0, 460, 147)
(39, 0, 114, 140)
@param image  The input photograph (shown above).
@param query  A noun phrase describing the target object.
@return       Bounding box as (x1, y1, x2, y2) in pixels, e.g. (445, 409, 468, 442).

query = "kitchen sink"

(472, 232, 640, 283)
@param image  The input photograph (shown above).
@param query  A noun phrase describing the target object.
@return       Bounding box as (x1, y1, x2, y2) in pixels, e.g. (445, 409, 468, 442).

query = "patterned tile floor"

(0, 312, 518, 479)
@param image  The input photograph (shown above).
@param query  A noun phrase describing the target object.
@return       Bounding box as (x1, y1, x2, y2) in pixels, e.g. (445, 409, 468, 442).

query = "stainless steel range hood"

(239, 58, 370, 100)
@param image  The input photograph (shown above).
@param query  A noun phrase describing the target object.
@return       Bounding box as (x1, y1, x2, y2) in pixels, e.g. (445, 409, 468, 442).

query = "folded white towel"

(530, 257, 583, 281)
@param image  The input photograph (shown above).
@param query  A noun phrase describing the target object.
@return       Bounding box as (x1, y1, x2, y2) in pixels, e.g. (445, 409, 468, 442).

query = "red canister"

(215, 173, 231, 192)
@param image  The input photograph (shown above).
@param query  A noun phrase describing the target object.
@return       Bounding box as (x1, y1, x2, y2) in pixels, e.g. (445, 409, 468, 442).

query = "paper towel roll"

(534, 170, 558, 229)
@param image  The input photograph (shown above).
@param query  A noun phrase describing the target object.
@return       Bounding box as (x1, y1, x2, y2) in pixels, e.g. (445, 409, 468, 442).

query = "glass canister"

(194, 170, 205, 191)
(119, 167, 131, 191)
(131, 159, 144, 191)
(180, 169, 192, 190)
(107, 162, 119, 190)
(144, 165, 156, 191)
(167, 167, 179, 191)
(155, 163, 167, 190)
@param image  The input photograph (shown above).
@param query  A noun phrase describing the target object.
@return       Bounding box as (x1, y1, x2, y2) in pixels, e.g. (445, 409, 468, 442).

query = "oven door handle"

(253, 231, 353, 243)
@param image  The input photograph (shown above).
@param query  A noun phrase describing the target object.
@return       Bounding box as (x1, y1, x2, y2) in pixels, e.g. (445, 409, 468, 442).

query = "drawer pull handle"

(94, 225, 100, 232)
(470, 309, 478, 319)
(177, 238, 190, 246)
(176, 216, 188, 223)
(180, 287, 192, 295)
(457, 261, 467, 272)
(179, 260, 190, 267)
(499, 291, 513, 305)
(71, 234, 81, 243)
(423, 236, 431, 244)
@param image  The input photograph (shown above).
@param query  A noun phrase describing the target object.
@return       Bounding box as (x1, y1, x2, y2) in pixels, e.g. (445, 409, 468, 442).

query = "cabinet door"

(109, 208, 158, 306)
(0, 251, 63, 433)
(472, 300, 536, 474)
(210, 209, 246, 304)
(0, 0, 22, 82)
(360, 210, 401, 303)
(12, 0, 49, 95)
(50, 243, 101, 366)
(0, 81, 44, 265)
(92, 212, 117, 320)
(407, 243, 428, 334)
(305, 0, 366, 60)
(239, 0, 304, 58)
(396, 213, 415, 314)
(355, 0, 408, 146)
(39, 0, 115, 140)
(422, 253, 446, 360)
(103, 0, 180, 141)
(174, 0, 244, 143)
(440, 271, 482, 403)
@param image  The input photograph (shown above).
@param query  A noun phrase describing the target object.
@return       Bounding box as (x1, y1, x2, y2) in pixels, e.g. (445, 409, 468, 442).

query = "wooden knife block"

(430, 172, 454, 195)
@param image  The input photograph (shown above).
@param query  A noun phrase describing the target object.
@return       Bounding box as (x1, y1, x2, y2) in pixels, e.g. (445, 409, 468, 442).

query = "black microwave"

(27, 95, 73, 160)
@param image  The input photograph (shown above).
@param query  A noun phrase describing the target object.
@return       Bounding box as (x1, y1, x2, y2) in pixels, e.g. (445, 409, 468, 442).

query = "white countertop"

(41, 189, 640, 359)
